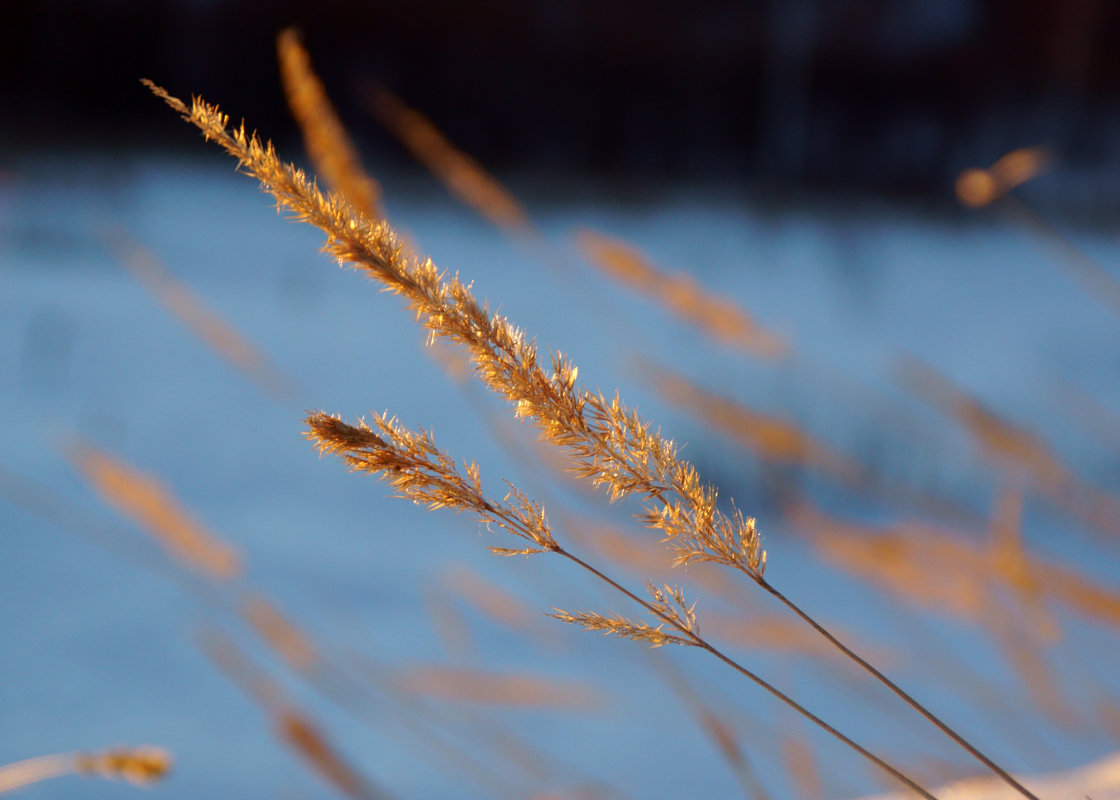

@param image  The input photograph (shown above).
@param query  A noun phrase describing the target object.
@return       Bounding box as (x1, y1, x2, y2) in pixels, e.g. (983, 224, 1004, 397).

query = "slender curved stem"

(0, 754, 74, 794)
(650, 470, 1034, 800)
(753, 576, 1039, 800)
(557, 548, 940, 800)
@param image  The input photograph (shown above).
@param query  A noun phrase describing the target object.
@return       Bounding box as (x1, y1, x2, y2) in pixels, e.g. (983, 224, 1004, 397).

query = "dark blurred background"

(4, 0, 1120, 204)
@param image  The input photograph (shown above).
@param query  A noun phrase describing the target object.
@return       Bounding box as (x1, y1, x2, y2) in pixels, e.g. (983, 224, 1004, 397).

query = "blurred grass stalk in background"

(131, 24, 1117, 796)
(5, 23, 1120, 800)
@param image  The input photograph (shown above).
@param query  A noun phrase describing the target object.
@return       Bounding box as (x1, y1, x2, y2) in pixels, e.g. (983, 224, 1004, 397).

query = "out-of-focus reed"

(144, 67, 1058, 798)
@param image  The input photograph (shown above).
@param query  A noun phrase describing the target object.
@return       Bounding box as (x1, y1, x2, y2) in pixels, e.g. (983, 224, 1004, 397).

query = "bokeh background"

(3, 2, 1120, 798)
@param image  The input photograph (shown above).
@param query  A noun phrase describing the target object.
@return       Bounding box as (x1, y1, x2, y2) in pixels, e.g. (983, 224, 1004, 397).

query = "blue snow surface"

(1, 153, 1118, 800)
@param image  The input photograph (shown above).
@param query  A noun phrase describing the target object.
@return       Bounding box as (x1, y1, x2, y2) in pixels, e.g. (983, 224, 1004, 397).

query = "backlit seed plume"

(549, 609, 693, 648)
(392, 666, 604, 710)
(0, 747, 172, 794)
(955, 146, 1051, 208)
(305, 412, 713, 653)
(144, 81, 765, 580)
(151, 84, 1033, 799)
(69, 440, 240, 580)
(579, 229, 786, 358)
(105, 225, 292, 401)
(550, 582, 701, 649)
(72, 747, 173, 786)
(242, 595, 320, 673)
(647, 363, 857, 477)
(365, 83, 529, 233)
(305, 412, 559, 556)
(277, 28, 382, 220)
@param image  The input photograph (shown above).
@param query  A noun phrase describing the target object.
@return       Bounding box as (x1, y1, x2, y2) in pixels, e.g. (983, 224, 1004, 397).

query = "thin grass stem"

(556, 549, 940, 800)
(752, 577, 1041, 800)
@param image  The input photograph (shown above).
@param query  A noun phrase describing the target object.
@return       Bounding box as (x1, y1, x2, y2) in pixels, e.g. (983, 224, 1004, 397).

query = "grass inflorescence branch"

(149, 81, 1038, 800)
(144, 80, 765, 583)
(305, 412, 938, 799)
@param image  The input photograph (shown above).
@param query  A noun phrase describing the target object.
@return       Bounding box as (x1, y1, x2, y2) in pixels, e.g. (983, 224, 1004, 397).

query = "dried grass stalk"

(277, 710, 388, 800)
(801, 498, 1120, 631)
(443, 565, 536, 633)
(0, 747, 172, 794)
(898, 357, 1069, 490)
(242, 595, 320, 673)
(69, 440, 240, 580)
(72, 747, 173, 785)
(146, 80, 764, 583)
(647, 363, 857, 476)
(106, 226, 292, 401)
(202, 630, 389, 800)
(550, 581, 700, 650)
(955, 146, 1051, 208)
(304, 411, 936, 798)
(782, 734, 824, 800)
(365, 84, 528, 233)
(277, 28, 381, 220)
(393, 666, 605, 710)
(899, 357, 1120, 537)
(149, 82, 1031, 799)
(579, 229, 786, 358)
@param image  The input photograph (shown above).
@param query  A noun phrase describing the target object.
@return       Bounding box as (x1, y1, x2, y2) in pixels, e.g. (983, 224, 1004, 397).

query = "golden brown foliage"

(277, 28, 382, 220)
(579, 229, 786, 358)
(72, 747, 173, 785)
(393, 666, 605, 710)
(242, 595, 320, 674)
(69, 440, 240, 580)
(0, 747, 172, 794)
(551, 582, 701, 649)
(106, 226, 292, 401)
(277, 711, 387, 800)
(648, 364, 857, 476)
(365, 84, 528, 232)
(148, 82, 1046, 799)
(954, 147, 1051, 208)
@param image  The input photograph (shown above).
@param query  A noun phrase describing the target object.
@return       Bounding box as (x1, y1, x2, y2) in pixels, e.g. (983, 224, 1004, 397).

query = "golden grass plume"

(365, 83, 528, 233)
(392, 666, 606, 711)
(242, 594, 320, 674)
(579, 229, 786, 358)
(0, 746, 172, 794)
(147, 80, 766, 582)
(69, 440, 240, 581)
(202, 630, 387, 800)
(148, 81, 1039, 799)
(954, 146, 1051, 208)
(105, 225, 292, 401)
(277, 28, 382, 220)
